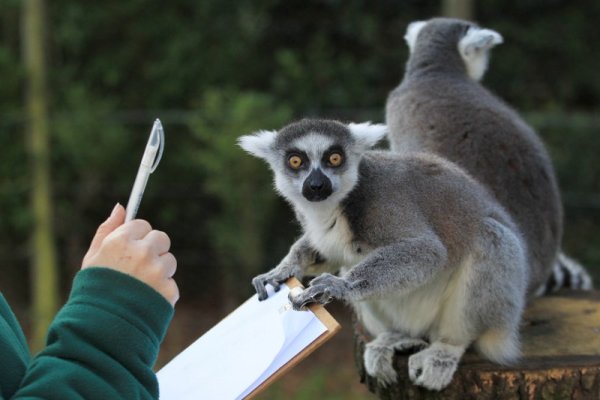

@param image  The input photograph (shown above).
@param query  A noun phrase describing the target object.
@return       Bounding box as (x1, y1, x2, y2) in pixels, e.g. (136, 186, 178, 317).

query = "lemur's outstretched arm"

(252, 234, 324, 300)
(290, 233, 447, 309)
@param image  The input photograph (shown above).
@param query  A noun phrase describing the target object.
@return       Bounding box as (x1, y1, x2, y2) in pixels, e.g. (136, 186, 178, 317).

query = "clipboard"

(156, 277, 341, 400)
(245, 277, 341, 399)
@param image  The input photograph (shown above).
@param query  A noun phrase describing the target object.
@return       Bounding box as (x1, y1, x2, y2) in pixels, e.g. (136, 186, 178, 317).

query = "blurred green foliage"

(0, 0, 599, 308)
(189, 90, 293, 300)
(528, 113, 600, 273)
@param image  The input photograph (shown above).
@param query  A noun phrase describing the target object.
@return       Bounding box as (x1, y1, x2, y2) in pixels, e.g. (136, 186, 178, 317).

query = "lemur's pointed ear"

(459, 27, 503, 57)
(348, 122, 387, 150)
(458, 26, 503, 81)
(237, 130, 277, 160)
(404, 20, 427, 52)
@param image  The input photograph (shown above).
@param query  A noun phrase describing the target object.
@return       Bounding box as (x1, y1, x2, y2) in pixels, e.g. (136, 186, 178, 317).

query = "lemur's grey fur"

(386, 17, 592, 295)
(239, 119, 527, 390)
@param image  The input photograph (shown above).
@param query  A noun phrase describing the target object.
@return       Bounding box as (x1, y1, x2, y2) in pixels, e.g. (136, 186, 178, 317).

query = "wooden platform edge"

(353, 290, 600, 400)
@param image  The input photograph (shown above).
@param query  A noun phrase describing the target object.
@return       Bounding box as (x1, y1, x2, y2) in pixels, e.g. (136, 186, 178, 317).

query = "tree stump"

(354, 291, 600, 399)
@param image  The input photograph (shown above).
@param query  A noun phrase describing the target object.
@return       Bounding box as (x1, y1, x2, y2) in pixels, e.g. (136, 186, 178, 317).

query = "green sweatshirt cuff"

(13, 267, 174, 399)
(70, 267, 174, 345)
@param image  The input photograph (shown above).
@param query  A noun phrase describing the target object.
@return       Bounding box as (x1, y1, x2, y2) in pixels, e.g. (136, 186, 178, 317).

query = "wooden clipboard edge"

(287, 277, 342, 333)
(244, 277, 342, 399)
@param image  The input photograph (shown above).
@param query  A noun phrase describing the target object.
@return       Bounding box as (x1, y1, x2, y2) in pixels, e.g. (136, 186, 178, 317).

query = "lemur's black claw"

(256, 288, 268, 301)
(252, 276, 269, 301)
(267, 279, 281, 292)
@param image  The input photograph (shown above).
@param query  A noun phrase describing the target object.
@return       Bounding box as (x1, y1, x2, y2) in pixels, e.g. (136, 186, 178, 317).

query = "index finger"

(85, 204, 126, 258)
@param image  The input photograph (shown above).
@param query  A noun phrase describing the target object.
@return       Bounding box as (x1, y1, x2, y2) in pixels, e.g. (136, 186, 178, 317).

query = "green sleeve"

(12, 267, 174, 400)
(0, 294, 31, 399)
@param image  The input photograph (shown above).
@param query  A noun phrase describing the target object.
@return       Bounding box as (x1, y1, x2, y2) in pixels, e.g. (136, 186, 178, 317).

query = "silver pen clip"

(149, 119, 165, 173)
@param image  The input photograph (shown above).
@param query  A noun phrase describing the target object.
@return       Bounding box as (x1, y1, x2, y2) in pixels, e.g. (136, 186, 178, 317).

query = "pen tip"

(149, 119, 163, 147)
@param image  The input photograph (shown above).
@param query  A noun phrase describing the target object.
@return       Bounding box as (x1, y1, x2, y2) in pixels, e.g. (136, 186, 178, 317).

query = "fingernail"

(110, 203, 120, 217)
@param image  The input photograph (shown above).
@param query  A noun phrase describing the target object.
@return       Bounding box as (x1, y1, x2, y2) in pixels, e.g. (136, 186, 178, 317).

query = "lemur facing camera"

(386, 17, 592, 295)
(239, 119, 527, 391)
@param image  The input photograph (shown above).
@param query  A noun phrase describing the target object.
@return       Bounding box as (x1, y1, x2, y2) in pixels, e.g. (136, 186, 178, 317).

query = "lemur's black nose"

(302, 168, 333, 201)
(309, 181, 324, 191)
(307, 169, 327, 192)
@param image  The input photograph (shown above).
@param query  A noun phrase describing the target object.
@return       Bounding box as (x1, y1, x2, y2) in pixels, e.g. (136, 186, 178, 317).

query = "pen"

(125, 119, 165, 222)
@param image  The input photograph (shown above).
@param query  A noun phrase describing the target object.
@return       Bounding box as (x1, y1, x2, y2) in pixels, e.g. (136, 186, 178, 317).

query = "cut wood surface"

(354, 290, 600, 399)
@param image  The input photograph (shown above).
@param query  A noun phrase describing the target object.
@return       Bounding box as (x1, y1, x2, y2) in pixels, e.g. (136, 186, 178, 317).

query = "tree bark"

(22, 0, 59, 352)
(441, 0, 474, 21)
(355, 291, 600, 399)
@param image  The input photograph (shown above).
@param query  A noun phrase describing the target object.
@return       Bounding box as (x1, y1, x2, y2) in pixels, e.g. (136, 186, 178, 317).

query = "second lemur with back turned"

(386, 17, 592, 295)
(239, 119, 527, 391)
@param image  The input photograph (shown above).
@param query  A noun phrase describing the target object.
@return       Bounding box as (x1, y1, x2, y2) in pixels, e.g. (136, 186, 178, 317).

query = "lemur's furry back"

(239, 119, 527, 390)
(386, 17, 592, 295)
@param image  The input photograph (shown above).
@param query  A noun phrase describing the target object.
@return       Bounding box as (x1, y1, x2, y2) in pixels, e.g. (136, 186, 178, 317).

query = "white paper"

(157, 284, 327, 400)
(237, 315, 326, 399)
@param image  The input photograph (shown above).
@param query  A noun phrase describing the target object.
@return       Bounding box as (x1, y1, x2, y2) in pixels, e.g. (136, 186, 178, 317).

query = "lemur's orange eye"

(328, 153, 343, 167)
(288, 155, 303, 169)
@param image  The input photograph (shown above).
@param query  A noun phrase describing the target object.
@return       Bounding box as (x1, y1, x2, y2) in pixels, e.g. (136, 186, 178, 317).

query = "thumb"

(86, 204, 126, 256)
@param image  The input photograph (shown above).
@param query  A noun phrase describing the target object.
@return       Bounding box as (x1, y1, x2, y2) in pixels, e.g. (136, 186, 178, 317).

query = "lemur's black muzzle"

(302, 168, 333, 201)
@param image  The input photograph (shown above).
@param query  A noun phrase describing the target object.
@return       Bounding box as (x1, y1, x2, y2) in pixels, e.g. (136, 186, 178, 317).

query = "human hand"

(81, 204, 179, 306)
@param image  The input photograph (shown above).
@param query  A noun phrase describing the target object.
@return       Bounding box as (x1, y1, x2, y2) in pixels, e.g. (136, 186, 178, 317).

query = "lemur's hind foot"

(364, 332, 428, 386)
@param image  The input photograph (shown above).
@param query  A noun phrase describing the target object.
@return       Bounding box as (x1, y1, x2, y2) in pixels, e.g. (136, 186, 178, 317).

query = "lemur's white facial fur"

(458, 27, 503, 81)
(238, 121, 386, 209)
(278, 132, 344, 204)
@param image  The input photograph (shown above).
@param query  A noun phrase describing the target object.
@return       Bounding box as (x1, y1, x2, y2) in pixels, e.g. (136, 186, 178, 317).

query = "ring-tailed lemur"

(386, 18, 592, 295)
(239, 119, 527, 390)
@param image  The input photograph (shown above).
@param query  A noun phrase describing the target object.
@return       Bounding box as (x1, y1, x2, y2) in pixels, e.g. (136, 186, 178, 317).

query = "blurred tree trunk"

(442, 0, 474, 20)
(22, 0, 59, 352)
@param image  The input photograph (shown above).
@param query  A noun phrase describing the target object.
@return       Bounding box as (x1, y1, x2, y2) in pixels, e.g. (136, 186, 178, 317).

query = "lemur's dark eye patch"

(323, 146, 345, 168)
(328, 153, 343, 167)
(286, 150, 308, 171)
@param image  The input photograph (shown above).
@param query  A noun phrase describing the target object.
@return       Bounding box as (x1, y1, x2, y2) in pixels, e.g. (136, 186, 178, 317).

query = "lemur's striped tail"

(535, 252, 594, 296)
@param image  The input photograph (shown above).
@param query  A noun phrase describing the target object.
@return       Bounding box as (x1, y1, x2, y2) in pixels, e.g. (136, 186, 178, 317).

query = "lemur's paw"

(252, 271, 288, 301)
(364, 343, 397, 386)
(408, 346, 460, 391)
(289, 273, 348, 310)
